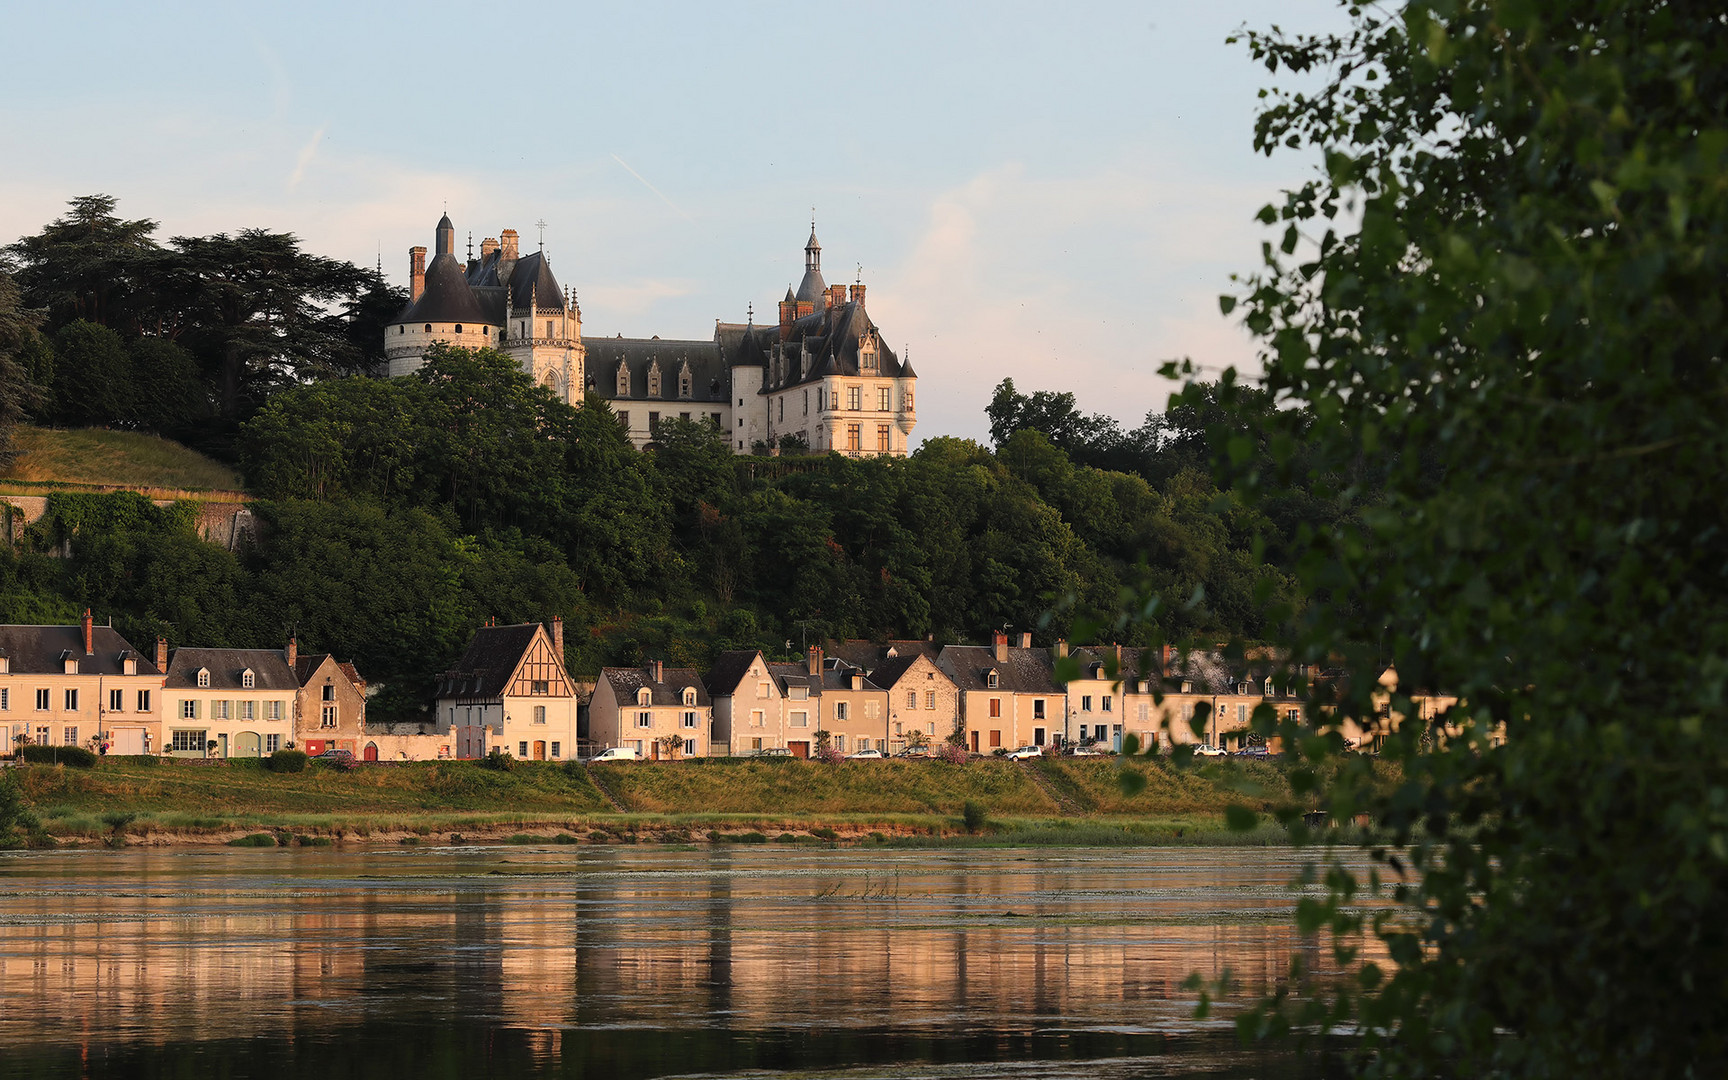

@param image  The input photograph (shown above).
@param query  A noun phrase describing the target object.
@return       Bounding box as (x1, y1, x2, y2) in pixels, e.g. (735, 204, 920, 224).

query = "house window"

(790, 711, 808, 728)
(519, 741, 529, 758)
(64, 726, 77, 746)
(242, 671, 255, 689)
(321, 706, 337, 728)
(1034, 699, 1046, 719)
(846, 385, 861, 410)
(322, 685, 334, 702)
(833, 735, 846, 752)
(1082, 695, 1093, 712)
(181, 700, 198, 720)
(756, 682, 770, 699)
(266, 734, 280, 753)
(864, 701, 880, 720)
(35, 725, 48, 744)
(34, 688, 48, 711)
(989, 730, 1002, 748)
(638, 688, 653, 706)
(197, 670, 210, 688)
(751, 738, 763, 751)
(110, 689, 124, 712)
(170, 730, 205, 752)
(925, 691, 936, 709)
(682, 711, 697, 728)
(751, 709, 765, 728)
(835, 702, 849, 721)
(989, 698, 1001, 718)
(986, 671, 999, 689)
(212, 700, 229, 720)
(267, 701, 281, 720)
(877, 425, 891, 452)
(1095, 724, 1108, 741)
(906, 691, 917, 708)
(682, 688, 697, 706)
(551, 742, 561, 758)
(637, 711, 652, 728)
(1139, 703, 1151, 723)
(64, 689, 79, 712)
(847, 424, 861, 451)
(0, 688, 7, 711)
(1103, 695, 1113, 713)
(137, 690, 151, 712)
(1238, 704, 1248, 725)
(1287, 707, 1301, 723)
(532, 680, 549, 695)
(877, 386, 891, 411)
(534, 706, 546, 725)
(241, 700, 255, 721)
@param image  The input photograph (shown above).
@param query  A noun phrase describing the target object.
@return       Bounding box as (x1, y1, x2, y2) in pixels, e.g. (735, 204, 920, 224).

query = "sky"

(0, 1, 1348, 446)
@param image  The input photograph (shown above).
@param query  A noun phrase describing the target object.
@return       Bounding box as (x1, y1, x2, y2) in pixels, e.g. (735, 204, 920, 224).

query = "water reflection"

(0, 846, 1374, 1078)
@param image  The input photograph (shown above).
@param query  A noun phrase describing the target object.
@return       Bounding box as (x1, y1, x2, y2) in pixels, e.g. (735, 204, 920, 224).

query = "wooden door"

(788, 741, 809, 759)
(363, 743, 379, 762)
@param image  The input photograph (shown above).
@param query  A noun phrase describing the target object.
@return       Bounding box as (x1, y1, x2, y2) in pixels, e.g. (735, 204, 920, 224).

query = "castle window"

(546, 320, 553, 339)
(398, 326, 404, 335)
(860, 337, 877, 372)
(424, 324, 432, 333)
(455, 324, 462, 334)
(878, 387, 891, 411)
(616, 363, 630, 396)
(877, 425, 891, 452)
(904, 388, 914, 411)
(618, 411, 630, 430)
(803, 390, 809, 415)
(679, 364, 692, 399)
(847, 424, 862, 451)
(846, 385, 861, 411)
(647, 361, 662, 398)
(778, 398, 784, 421)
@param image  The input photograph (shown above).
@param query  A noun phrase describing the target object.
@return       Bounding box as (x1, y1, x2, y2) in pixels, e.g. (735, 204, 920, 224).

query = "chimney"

(82, 609, 93, 655)
(1162, 643, 1174, 676)
(287, 635, 297, 672)
(807, 645, 822, 676)
(409, 246, 427, 302)
(481, 237, 499, 259)
(1056, 639, 1068, 659)
(500, 229, 519, 261)
(551, 616, 564, 660)
(650, 659, 663, 683)
(828, 284, 846, 310)
(1113, 643, 1123, 669)
(155, 636, 168, 672)
(849, 283, 866, 307)
(993, 631, 1008, 664)
(779, 297, 796, 342)
(1018, 632, 1032, 649)
(850, 672, 862, 690)
(795, 300, 814, 321)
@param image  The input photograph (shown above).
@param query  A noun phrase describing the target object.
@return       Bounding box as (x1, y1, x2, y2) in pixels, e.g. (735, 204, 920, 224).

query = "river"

(0, 844, 1370, 1078)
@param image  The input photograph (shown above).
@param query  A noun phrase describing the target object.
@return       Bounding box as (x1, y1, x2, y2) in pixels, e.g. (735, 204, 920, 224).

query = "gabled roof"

(436, 623, 543, 700)
(939, 645, 1063, 694)
(704, 650, 764, 697)
(603, 666, 710, 707)
(583, 336, 730, 404)
(0, 625, 158, 676)
(506, 251, 564, 311)
(295, 653, 366, 690)
(165, 648, 297, 691)
(752, 301, 911, 394)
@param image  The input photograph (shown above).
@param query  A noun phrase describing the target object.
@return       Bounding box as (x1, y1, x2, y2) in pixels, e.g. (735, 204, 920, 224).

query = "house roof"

(704, 650, 763, 697)
(396, 252, 490, 326)
(603, 666, 710, 706)
(749, 301, 911, 395)
(436, 623, 542, 699)
(939, 645, 1064, 695)
(584, 336, 730, 404)
(165, 648, 297, 691)
(295, 653, 366, 689)
(505, 251, 564, 312)
(0, 624, 158, 676)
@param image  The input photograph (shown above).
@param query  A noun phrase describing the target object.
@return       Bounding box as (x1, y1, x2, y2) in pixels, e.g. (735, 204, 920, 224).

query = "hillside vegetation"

(2, 426, 243, 493)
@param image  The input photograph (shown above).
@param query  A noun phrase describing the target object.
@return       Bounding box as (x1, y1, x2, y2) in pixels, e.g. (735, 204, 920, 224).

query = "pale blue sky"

(0, 1, 1348, 444)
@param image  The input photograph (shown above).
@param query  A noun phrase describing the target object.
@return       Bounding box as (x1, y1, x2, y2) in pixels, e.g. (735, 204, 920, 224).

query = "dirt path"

(585, 764, 628, 812)
(1017, 759, 1083, 815)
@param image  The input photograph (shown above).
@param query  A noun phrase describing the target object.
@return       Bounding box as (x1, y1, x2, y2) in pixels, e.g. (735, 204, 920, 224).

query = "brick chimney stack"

(500, 229, 519, 261)
(650, 659, 663, 683)
(849, 283, 866, 307)
(807, 645, 823, 676)
(828, 284, 846, 310)
(82, 609, 93, 655)
(551, 616, 564, 661)
(779, 294, 796, 342)
(409, 246, 427, 302)
(287, 635, 297, 671)
(1162, 643, 1174, 677)
(155, 636, 168, 672)
(1018, 632, 1032, 649)
(993, 631, 1008, 663)
(1056, 639, 1068, 659)
(481, 237, 498, 259)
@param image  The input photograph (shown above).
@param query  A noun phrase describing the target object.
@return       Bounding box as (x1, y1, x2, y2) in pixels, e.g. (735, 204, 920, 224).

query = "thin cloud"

(286, 125, 325, 191)
(610, 154, 691, 221)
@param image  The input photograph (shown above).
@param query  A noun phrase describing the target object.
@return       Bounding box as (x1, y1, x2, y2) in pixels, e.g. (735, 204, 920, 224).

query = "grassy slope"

(2, 426, 244, 493)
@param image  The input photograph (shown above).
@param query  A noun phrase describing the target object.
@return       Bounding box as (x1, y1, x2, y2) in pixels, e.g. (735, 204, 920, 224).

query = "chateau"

(383, 214, 918, 456)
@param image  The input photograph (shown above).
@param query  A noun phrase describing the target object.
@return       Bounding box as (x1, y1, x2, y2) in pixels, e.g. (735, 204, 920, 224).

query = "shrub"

(732, 831, 768, 844)
(814, 747, 846, 764)
(936, 743, 968, 765)
(811, 827, 840, 841)
(962, 800, 989, 834)
(774, 832, 800, 844)
(553, 833, 579, 844)
(480, 748, 514, 772)
(294, 834, 333, 847)
(266, 749, 308, 773)
(229, 832, 278, 847)
(505, 834, 539, 844)
(18, 745, 97, 768)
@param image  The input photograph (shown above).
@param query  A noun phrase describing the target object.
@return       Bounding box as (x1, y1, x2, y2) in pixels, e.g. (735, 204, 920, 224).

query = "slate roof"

(295, 653, 367, 690)
(397, 252, 490, 326)
(506, 251, 565, 312)
(585, 336, 730, 403)
(867, 652, 923, 690)
(752, 301, 910, 394)
(165, 648, 297, 691)
(436, 623, 542, 700)
(766, 662, 818, 697)
(603, 666, 711, 707)
(939, 645, 1063, 694)
(0, 625, 158, 676)
(704, 650, 763, 697)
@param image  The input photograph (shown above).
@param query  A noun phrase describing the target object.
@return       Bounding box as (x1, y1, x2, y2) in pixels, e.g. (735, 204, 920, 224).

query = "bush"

(962, 800, 989, 834)
(480, 748, 513, 772)
(811, 826, 840, 841)
(229, 832, 279, 847)
(294, 834, 333, 847)
(936, 743, 968, 765)
(732, 831, 768, 844)
(265, 749, 308, 773)
(17, 745, 97, 768)
(774, 832, 800, 844)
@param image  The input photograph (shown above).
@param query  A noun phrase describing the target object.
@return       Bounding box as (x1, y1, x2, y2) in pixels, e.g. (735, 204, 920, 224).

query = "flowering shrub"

(814, 746, 846, 765)
(935, 742, 968, 765)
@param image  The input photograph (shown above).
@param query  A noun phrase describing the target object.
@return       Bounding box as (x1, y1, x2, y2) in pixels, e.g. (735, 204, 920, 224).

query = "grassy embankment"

(8, 755, 1361, 847)
(0, 426, 246, 498)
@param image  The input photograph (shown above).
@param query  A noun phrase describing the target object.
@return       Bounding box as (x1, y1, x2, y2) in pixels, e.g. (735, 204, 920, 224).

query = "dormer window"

(682, 688, 696, 706)
(615, 362, 630, 396)
(986, 670, 1000, 689)
(64, 656, 78, 675)
(637, 688, 652, 707)
(859, 334, 877, 373)
(122, 656, 136, 675)
(0, 656, 9, 674)
(678, 363, 693, 400)
(1181, 680, 1193, 694)
(197, 668, 211, 688)
(241, 669, 255, 689)
(647, 360, 662, 398)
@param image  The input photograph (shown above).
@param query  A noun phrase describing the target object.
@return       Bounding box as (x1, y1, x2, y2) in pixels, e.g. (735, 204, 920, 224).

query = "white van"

(590, 746, 641, 763)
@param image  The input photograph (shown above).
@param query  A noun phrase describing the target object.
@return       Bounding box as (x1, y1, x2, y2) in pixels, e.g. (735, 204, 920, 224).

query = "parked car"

(315, 748, 355, 764)
(1005, 745, 1043, 760)
(893, 748, 929, 758)
(589, 746, 641, 763)
(753, 747, 792, 758)
(1194, 745, 1229, 757)
(1232, 745, 1271, 759)
(1064, 745, 1103, 757)
(845, 749, 884, 760)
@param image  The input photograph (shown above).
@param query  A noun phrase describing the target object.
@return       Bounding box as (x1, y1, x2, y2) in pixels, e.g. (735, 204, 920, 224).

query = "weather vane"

(536, 219, 548, 250)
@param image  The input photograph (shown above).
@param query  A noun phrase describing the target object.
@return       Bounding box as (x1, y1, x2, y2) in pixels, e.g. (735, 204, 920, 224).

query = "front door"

(235, 731, 261, 758)
(218, 733, 228, 758)
(363, 742, 379, 762)
(533, 741, 546, 761)
(788, 741, 809, 759)
(970, 731, 980, 753)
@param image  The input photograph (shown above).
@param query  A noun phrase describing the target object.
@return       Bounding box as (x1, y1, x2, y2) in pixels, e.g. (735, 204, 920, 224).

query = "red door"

(363, 743, 379, 762)
(788, 741, 810, 759)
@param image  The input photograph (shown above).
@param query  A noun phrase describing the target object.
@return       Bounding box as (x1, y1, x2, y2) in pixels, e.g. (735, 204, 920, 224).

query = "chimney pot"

(552, 617, 564, 662)
(81, 608, 93, 655)
(651, 658, 663, 683)
(409, 246, 427, 303)
(155, 636, 168, 673)
(993, 631, 1008, 664)
(1019, 632, 1032, 649)
(287, 635, 297, 672)
(807, 646, 822, 677)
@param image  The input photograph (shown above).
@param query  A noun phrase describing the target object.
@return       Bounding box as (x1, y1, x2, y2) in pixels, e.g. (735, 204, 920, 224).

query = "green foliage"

(961, 800, 988, 834)
(0, 768, 42, 847)
(265, 749, 308, 774)
(480, 748, 514, 772)
(229, 832, 278, 847)
(1193, 3, 1728, 1076)
(17, 744, 97, 768)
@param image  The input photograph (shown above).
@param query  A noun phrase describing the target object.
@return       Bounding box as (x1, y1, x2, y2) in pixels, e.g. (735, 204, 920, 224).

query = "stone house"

(590, 660, 713, 759)
(825, 639, 960, 754)
(162, 644, 297, 759)
(703, 650, 785, 756)
(0, 613, 162, 756)
(803, 649, 890, 756)
(938, 633, 1065, 753)
(292, 643, 369, 758)
(433, 619, 577, 761)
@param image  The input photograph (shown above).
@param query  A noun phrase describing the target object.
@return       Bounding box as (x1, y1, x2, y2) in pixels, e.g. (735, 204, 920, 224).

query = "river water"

(0, 845, 1369, 1079)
